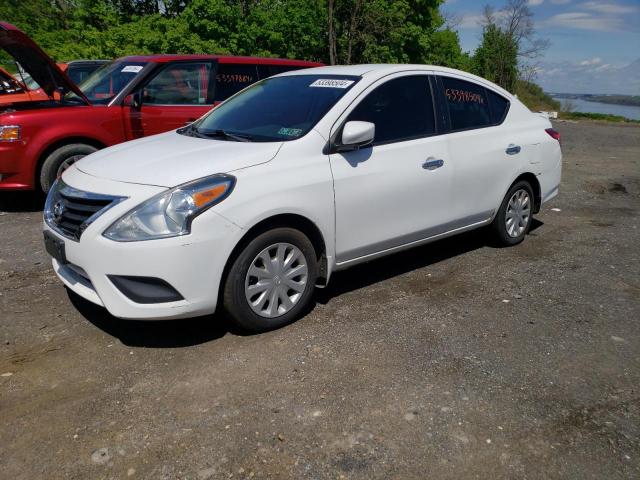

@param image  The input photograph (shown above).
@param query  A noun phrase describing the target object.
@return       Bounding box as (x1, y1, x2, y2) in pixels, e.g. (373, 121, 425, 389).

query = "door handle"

(422, 158, 444, 170)
(506, 144, 521, 155)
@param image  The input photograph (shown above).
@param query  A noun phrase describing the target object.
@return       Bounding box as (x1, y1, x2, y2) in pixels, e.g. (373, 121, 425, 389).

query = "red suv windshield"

(66, 60, 147, 104)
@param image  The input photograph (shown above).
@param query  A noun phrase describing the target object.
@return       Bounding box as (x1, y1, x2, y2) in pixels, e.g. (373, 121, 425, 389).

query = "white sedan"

(44, 64, 562, 331)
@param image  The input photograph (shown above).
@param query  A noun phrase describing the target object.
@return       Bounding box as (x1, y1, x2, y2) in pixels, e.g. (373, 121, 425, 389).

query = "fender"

(3, 105, 128, 189)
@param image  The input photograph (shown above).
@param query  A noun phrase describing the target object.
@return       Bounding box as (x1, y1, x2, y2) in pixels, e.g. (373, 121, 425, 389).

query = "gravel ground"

(0, 120, 639, 479)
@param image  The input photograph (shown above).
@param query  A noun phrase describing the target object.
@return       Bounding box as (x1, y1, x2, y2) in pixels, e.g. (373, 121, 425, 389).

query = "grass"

(515, 80, 561, 112)
(558, 111, 640, 124)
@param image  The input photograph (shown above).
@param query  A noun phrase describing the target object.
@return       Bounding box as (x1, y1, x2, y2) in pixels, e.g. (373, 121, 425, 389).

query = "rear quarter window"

(486, 89, 510, 124)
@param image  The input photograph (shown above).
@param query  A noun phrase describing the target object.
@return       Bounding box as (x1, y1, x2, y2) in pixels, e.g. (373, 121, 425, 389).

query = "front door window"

(143, 62, 213, 105)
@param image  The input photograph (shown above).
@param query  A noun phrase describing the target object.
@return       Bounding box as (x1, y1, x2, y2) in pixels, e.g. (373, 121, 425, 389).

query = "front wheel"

(491, 181, 534, 246)
(223, 228, 318, 333)
(39, 143, 98, 193)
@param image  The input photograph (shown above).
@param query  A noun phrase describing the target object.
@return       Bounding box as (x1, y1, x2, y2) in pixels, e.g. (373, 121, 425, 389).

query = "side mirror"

(123, 91, 141, 109)
(336, 121, 375, 152)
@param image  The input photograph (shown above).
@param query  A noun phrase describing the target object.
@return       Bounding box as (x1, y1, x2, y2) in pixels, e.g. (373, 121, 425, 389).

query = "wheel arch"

(512, 172, 542, 213)
(220, 213, 330, 299)
(35, 136, 107, 187)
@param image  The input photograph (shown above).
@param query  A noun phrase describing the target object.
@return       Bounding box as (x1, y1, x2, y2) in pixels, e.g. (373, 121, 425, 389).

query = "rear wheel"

(39, 143, 98, 193)
(223, 228, 318, 332)
(491, 180, 534, 246)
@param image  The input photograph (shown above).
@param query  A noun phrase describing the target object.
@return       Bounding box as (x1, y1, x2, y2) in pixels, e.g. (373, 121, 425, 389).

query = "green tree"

(470, 1, 550, 94)
(0, 0, 469, 68)
(326, 0, 467, 67)
(472, 23, 518, 92)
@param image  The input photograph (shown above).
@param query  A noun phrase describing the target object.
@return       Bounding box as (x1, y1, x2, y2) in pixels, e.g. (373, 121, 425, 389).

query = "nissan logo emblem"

(53, 200, 65, 223)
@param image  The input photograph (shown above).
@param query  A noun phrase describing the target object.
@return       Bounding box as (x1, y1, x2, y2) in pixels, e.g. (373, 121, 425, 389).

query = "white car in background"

(44, 64, 562, 332)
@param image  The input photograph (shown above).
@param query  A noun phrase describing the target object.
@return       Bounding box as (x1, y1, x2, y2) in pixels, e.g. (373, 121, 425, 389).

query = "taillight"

(545, 128, 561, 143)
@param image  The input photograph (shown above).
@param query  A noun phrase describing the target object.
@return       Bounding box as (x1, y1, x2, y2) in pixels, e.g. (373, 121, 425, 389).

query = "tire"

(223, 228, 318, 333)
(39, 143, 98, 193)
(491, 180, 534, 246)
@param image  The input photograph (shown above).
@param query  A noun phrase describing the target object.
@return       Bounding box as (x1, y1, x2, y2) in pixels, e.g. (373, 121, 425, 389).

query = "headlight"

(103, 174, 235, 242)
(0, 125, 21, 142)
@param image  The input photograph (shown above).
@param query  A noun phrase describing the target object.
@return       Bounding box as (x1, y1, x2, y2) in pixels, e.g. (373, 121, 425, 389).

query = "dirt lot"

(1, 121, 639, 479)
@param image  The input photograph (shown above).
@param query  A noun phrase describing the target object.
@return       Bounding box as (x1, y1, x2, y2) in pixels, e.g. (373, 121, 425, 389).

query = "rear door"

(436, 75, 516, 221)
(329, 72, 454, 263)
(127, 61, 215, 138)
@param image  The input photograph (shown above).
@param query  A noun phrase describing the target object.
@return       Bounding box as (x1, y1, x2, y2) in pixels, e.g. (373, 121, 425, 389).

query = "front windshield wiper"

(195, 128, 253, 142)
(177, 123, 201, 138)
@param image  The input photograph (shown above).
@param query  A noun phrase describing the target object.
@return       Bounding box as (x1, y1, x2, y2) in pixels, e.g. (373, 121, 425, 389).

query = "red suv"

(0, 22, 322, 192)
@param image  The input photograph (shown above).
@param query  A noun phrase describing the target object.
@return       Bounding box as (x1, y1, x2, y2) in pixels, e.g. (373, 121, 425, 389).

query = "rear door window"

(214, 64, 258, 101)
(345, 75, 435, 145)
(143, 62, 213, 105)
(440, 76, 491, 131)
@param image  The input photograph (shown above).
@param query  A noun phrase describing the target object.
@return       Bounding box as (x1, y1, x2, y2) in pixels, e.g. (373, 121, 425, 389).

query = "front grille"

(45, 180, 126, 241)
(55, 191, 113, 239)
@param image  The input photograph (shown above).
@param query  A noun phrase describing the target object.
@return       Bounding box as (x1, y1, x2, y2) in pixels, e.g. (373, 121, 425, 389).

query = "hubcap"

(505, 189, 531, 238)
(56, 154, 85, 178)
(245, 243, 308, 318)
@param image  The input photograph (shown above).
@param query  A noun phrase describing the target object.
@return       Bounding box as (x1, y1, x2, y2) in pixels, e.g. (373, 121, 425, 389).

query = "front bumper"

(44, 167, 243, 320)
(0, 140, 34, 190)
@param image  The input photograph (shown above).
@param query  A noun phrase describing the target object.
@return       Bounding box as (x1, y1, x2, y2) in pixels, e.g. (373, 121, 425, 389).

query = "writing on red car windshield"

(445, 88, 485, 104)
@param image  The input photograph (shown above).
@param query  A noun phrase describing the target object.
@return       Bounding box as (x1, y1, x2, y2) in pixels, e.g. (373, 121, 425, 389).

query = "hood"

(0, 22, 89, 103)
(74, 131, 283, 187)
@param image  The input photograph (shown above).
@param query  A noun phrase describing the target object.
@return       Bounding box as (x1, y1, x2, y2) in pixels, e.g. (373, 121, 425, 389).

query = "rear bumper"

(539, 143, 562, 207)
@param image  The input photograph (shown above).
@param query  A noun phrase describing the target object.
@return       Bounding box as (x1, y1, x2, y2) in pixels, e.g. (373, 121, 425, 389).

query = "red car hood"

(0, 22, 90, 103)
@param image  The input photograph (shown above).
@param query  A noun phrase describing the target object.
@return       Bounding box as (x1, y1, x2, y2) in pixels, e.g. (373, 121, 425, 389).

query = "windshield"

(186, 75, 360, 142)
(21, 73, 39, 90)
(66, 60, 147, 104)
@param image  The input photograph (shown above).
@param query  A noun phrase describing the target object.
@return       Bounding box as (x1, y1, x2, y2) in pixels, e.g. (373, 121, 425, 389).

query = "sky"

(443, 0, 640, 94)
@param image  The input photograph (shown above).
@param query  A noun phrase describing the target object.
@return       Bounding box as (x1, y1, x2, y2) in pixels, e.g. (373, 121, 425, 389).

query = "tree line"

(1, 0, 556, 107)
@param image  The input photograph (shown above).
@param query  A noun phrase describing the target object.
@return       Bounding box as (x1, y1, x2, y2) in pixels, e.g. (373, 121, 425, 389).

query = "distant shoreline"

(551, 93, 640, 108)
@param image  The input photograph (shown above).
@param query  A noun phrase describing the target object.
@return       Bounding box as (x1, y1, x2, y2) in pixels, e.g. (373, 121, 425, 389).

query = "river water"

(552, 97, 640, 121)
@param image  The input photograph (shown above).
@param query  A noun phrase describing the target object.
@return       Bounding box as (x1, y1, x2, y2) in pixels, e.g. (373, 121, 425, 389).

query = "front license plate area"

(43, 231, 68, 265)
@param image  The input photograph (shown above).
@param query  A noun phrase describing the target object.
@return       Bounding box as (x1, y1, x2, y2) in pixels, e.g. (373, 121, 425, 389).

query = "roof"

(65, 59, 110, 65)
(277, 64, 404, 77)
(116, 54, 323, 67)
(278, 64, 514, 98)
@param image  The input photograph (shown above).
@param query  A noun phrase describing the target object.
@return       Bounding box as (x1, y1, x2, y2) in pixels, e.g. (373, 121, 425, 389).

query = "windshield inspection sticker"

(121, 65, 144, 73)
(278, 127, 304, 137)
(309, 79, 354, 89)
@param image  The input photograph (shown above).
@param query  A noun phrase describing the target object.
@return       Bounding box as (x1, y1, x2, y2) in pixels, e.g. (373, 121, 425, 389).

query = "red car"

(0, 22, 322, 192)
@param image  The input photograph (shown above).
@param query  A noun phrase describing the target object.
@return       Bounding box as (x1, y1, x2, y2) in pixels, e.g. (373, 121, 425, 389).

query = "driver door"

(125, 61, 215, 139)
(329, 73, 454, 264)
